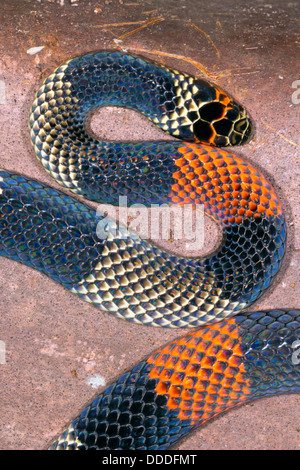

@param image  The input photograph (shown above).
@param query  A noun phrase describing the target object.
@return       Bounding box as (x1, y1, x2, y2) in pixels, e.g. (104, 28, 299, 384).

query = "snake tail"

(50, 309, 300, 450)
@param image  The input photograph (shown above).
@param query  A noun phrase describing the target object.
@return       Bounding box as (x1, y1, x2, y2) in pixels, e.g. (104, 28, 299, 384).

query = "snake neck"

(47, 51, 251, 143)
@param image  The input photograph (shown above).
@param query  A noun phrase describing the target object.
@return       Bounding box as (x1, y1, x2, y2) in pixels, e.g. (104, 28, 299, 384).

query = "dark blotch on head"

(193, 120, 214, 142)
(226, 108, 240, 121)
(200, 102, 225, 122)
(213, 119, 233, 136)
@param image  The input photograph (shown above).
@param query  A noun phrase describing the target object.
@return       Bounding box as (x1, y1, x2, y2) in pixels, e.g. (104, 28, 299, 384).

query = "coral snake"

(0, 51, 298, 449)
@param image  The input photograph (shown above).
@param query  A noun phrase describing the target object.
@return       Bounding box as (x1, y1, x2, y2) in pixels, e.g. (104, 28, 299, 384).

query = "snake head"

(164, 77, 253, 147)
(193, 97, 253, 147)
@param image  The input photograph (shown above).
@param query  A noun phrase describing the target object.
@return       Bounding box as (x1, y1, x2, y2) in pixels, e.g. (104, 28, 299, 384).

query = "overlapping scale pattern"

(0, 50, 297, 451)
(22, 51, 287, 326)
(0, 167, 286, 327)
(29, 51, 252, 202)
(50, 310, 300, 450)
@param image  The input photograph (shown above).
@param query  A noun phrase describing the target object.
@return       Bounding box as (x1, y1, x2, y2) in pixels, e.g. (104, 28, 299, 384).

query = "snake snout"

(225, 106, 253, 146)
(191, 100, 253, 147)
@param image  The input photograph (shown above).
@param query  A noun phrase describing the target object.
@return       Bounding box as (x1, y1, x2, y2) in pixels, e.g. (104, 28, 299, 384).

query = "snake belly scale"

(0, 51, 298, 449)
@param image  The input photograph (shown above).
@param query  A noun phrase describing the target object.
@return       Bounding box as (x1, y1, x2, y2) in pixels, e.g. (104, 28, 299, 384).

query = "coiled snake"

(0, 51, 298, 449)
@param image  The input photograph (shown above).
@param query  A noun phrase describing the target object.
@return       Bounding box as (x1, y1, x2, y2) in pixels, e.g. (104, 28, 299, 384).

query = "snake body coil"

(0, 52, 298, 449)
(0, 158, 286, 328)
(0, 51, 286, 327)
